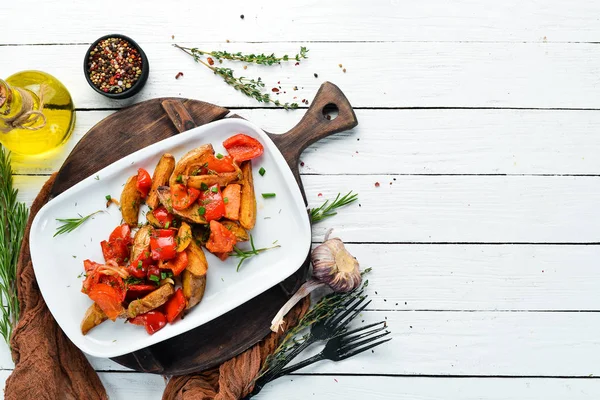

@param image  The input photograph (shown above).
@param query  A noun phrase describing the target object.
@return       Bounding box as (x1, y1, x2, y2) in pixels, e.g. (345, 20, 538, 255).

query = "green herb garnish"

(211, 187, 218, 193)
(198, 206, 206, 216)
(176, 174, 183, 184)
(230, 234, 280, 272)
(200, 182, 208, 191)
(262, 193, 276, 198)
(54, 210, 103, 237)
(149, 275, 160, 283)
(259, 167, 266, 176)
(224, 197, 229, 204)
(125, 277, 143, 285)
(216, 153, 224, 159)
(308, 191, 358, 224)
(105, 194, 111, 201)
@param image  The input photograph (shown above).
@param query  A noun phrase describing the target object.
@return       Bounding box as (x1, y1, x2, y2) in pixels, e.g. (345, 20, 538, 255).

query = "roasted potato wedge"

(81, 303, 108, 335)
(221, 219, 249, 242)
(186, 172, 241, 189)
(131, 225, 153, 263)
(182, 269, 206, 309)
(239, 161, 256, 230)
(169, 144, 214, 187)
(147, 153, 175, 209)
(156, 186, 207, 224)
(120, 175, 142, 226)
(176, 222, 193, 252)
(127, 283, 174, 318)
(185, 239, 208, 276)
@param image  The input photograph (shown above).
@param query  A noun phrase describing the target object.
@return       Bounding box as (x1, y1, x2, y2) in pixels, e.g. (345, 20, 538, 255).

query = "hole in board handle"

(322, 103, 339, 121)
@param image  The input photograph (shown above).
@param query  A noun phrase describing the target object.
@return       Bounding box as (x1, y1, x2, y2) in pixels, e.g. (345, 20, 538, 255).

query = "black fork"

(276, 320, 391, 376)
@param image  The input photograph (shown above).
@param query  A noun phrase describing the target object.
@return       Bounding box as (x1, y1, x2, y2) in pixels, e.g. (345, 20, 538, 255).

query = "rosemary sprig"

(308, 191, 358, 224)
(230, 234, 280, 271)
(259, 268, 372, 377)
(0, 148, 28, 345)
(54, 210, 103, 237)
(175, 45, 308, 65)
(174, 44, 301, 109)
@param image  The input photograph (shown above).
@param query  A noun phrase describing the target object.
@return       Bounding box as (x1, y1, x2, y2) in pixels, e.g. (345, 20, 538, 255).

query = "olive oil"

(0, 71, 75, 155)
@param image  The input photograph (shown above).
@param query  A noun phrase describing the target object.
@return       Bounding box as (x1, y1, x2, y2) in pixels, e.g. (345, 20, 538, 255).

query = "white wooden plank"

(2, 42, 600, 109)
(2, 0, 600, 44)
(3, 311, 600, 376)
(287, 311, 600, 376)
(16, 174, 600, 243)
(257, 376, 600, 400)
(12, 109, 600, 176)
(0, 370, 598, 400)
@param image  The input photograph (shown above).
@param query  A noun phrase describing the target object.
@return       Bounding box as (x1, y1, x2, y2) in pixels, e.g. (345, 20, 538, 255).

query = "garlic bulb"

(270, 230, 362, 332)
(311, 237, 361, 293)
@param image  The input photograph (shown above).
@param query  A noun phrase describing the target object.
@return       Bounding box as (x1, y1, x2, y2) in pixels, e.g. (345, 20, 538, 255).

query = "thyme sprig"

(0, 148, 28, 346)
(259, 268, 372, 377)
(175, 45, 308, 65)
(54, 210, 103, 237)
(174, 44, 303, 109)
(309, 191, 358, 224)
(230, 234, 280, 271)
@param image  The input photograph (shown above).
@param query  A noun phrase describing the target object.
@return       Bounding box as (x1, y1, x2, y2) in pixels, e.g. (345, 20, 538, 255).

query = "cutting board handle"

(267, 82, 358, 201)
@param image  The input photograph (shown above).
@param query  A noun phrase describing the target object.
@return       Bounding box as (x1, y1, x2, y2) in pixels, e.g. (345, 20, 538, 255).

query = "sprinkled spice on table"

(87, 37, 143, 94)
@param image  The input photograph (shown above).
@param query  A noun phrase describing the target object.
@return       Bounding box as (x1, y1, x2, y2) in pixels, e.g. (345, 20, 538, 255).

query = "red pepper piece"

(161, 250, 188, 276)
(125, 284, 157, 302)
(150, 229, 177, 261)
(88, 283, 124, 321)
(198, 184, 225, 222)
(164, 288, 186, 323)
(223, 134, 264, 162)
(136, 168, 152, 199)
(206, 220, 237, 254)
(171, 184, 201, 211)
(129, 311, 167, 334)
(152, 205, 174, 227)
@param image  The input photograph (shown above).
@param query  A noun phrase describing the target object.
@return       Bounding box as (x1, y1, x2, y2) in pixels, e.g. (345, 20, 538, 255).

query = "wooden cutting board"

(50, 82, 358, 375)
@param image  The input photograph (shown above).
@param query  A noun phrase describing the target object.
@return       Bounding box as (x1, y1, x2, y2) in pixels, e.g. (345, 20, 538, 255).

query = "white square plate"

(30, 118, 311, 358)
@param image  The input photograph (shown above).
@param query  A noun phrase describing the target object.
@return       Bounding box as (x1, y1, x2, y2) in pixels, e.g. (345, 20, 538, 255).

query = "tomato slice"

(129, 311, 167, 334)
(150, 229, 177, 261)
(223, 134, 264, 162)
(206, 220, 237, 254)
(171, 184, 201, 211)
(198, 184, 225, 222)
(125, 284, 157, 302)
(136, 168, 152, 199)
(152, 205, 174, 228)
(161, 250, 188, 276)
(88, 283, 124, 321)
(164, 288, 186, 323)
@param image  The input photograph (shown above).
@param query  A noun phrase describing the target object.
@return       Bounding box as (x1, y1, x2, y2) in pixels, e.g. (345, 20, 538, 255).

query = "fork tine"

(338, 320, 385, 338)
(339, 323, 387, 344)
(318, 291, 364, 326)
(340, 331, 391, 354)
(323, 294, 365, 327)
(329, 297, 371, 330)
(339, 337, 393, 360)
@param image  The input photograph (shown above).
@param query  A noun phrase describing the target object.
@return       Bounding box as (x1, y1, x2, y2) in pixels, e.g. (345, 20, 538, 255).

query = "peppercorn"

(87, 37, 143, 94)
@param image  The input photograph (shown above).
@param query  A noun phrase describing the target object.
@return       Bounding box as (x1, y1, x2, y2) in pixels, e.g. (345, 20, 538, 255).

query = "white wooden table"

(2, 1, 600, 398)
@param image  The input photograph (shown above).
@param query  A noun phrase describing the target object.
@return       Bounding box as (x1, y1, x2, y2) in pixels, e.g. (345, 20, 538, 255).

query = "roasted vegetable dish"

(80, 133, 264, 335)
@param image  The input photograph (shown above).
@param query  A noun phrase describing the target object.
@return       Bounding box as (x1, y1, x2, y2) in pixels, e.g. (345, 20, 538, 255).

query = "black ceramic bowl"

(83, 34, 149, 100)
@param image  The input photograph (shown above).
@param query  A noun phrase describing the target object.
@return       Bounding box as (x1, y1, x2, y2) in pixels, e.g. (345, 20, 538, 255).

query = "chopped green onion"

(105, 194, 111, 201)
(224, 197, 229, 204)
(216, 153, 224, 159)
(200, 183, 208, 191)
(137, 261, 143, 270)
(262, 193, 276, 198)
(211, 187, 218, 193)
(176, 174, 183, 183)
(259, 167, 266, 176)
(165, 221, 170, 229)
(149, 275, 160, 283)
(161, 272, 167, 280)
(199, 206, 206, 216)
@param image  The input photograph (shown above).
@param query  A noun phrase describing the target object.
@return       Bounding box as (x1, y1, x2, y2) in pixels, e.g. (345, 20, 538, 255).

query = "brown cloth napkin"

(5, 173, 108, 400)
(5, 174, 309, 400)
